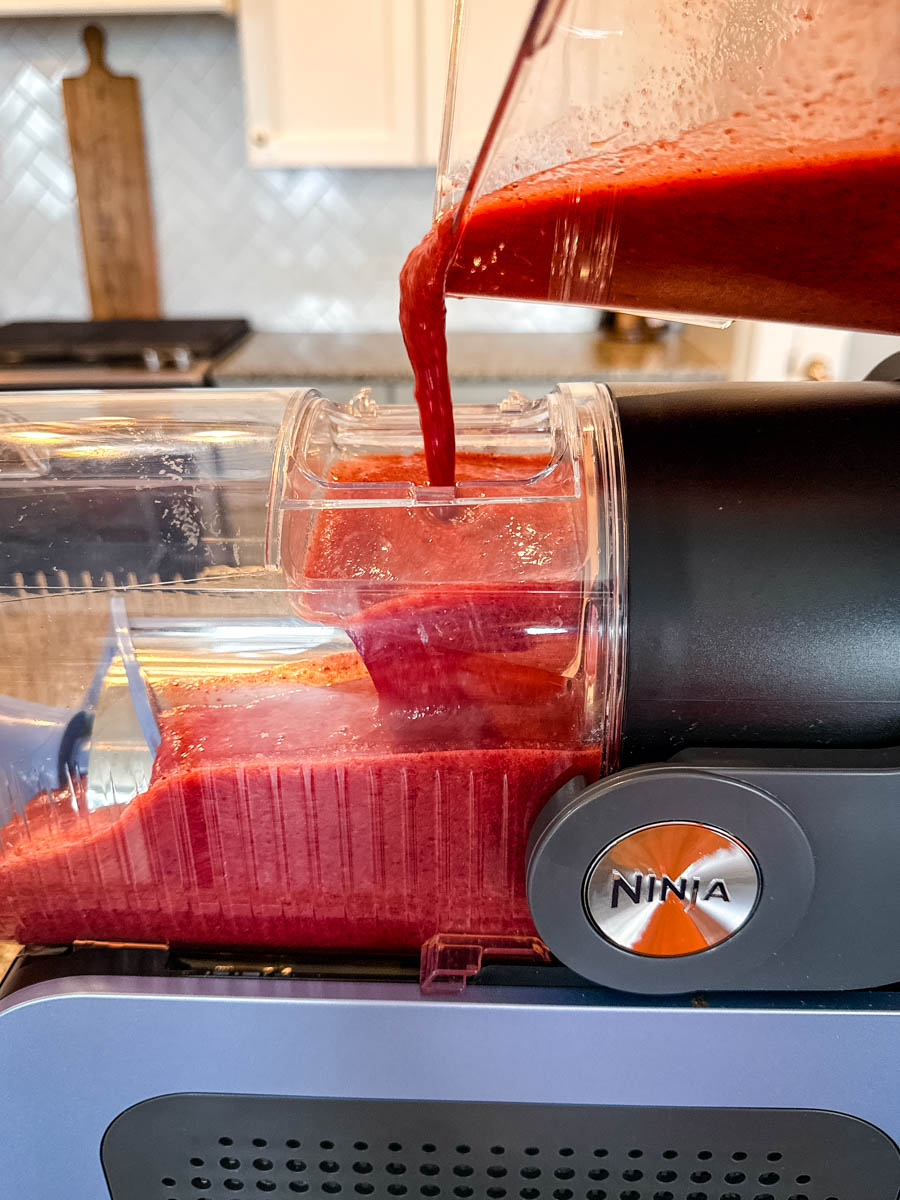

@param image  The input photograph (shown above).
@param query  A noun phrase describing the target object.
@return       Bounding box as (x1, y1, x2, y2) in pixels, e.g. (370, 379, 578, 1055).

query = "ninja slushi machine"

(1, 1, 900, 1197)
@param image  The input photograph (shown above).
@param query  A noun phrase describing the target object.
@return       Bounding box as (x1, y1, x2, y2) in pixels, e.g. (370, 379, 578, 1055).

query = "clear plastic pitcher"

(435, 0, 900, 333)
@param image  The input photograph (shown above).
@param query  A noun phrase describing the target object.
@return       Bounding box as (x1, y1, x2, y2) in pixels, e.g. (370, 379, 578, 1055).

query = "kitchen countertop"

(211, 329, 733, 387)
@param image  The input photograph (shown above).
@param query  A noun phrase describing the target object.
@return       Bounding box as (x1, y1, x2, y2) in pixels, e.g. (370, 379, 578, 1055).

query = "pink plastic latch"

(419, 933, 551, 995)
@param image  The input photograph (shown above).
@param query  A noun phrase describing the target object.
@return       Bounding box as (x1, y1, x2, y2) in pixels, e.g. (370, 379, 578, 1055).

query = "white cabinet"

(237, 0, 530, 168)
(238, 0, 419, 167)
(0, 1, 233, 12)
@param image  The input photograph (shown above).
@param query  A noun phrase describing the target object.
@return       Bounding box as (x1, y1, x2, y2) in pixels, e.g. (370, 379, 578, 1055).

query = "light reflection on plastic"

(560, 23, 623, 38)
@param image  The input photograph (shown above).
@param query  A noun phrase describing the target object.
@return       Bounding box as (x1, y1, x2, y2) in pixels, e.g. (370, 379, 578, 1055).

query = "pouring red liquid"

(401, 112, 900, 486)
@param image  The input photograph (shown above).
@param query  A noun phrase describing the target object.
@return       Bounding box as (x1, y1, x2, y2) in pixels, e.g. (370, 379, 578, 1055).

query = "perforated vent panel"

(101, 1094, 900, 1200)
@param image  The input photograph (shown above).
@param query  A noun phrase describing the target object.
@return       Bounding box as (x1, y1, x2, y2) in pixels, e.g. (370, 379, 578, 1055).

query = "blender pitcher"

(435, 0, 900, 333)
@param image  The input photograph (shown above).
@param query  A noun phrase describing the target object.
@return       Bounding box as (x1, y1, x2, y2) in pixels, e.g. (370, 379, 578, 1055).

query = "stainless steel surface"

(583, 821, 761, 957)
(0, 974, 898, 1200)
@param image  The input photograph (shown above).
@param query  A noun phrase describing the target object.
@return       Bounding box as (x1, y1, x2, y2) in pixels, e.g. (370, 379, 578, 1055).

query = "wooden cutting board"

(63, 25, 160, 320)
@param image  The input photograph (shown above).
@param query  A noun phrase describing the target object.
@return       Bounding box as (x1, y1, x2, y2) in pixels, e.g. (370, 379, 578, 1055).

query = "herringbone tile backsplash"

(0, 14, 595, 334)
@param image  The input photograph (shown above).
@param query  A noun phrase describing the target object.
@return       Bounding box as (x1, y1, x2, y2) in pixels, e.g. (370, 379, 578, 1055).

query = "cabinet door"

(421, 0, 532, 167)
(238, 0, 418, 166)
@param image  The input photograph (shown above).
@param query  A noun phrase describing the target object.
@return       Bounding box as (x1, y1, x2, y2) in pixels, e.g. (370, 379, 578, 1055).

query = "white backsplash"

(0, 14, 596, 334)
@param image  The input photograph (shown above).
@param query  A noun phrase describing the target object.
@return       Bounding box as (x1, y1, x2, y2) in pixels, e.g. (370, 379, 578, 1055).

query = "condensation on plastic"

(0, 386, 626, 954)
(434, 0, 900, 332)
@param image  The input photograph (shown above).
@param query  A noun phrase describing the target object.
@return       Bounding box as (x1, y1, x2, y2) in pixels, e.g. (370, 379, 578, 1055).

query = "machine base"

(1, 947, 899, 1200)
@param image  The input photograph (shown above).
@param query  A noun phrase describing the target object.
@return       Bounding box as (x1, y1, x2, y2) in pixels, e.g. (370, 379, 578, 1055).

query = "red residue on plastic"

(0, 451, 600, 951)
(0, 667, 599, 949)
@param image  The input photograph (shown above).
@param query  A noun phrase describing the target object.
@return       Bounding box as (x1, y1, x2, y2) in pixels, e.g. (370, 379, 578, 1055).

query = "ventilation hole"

(190, 1159, 204, 1167)
(224, 1183, 244, 1194)
(789, 1195, 810, 1200)
(620, 1192, 640, 1200)
(456, 1146, 471, 1155)
(732, 1152, 747, 1161)
(559, 1148, 574, 1157)
(287, 1140, 302, 1150)
(487, 1188, 507, 1199)
(287, 1161, 307, 1173)
(191, 1182, 211, 1192)
(520, 1190, 540, 1200)
(355, 1186, 374, 1196)
(720, 1193, 741, 1200)
(766, 1153, 782, 1162)
(353, 1162, 373, 1175)
(686, 1194, 707, 1200)
(588, 1169, 609, 1181)
(691, 1172, 711, 1184)
(162, 1182, 176, 1189)
(487, 1167, 508, 1179)
(321, 1141, 335, 1151)
(387, 1188, 407, 1197)
(654, 1193, 674, 1200)
(221, 1158, 241, 1170)
(622, 1170, 642, 1182)
(627, 1151, 643, 1160)
(759, 1174, 780, 1185)
(422, 1143, 437, 1153)
(553, 1168, 575, 1180)
(524, 1147, 540, 1157)
(322, 1184, 342, 1196)
(320, 1162, 341, 1174)
(796, 1177, 811, 1185)
(754, 1195, 775, 1200)
(389, 1144, 403, 1153)
(453, 1166, 474, 1178)
(354, 1142, 368, 1152)
(421, 1165, 440, 1177)
(662, 1150, 678, 1160)
(257, 1185, 276, 1195)
(454, 1190, 474, 1199)
(520, 1167, 541, 1180)
(657, 1172, 677, 1184)
(289, 1186, 309, 1196)
(492, 1147, 507, 1156)
(697, 1151, 712, 1161)
(554, 1191, 574, 1200)
(252, 1139, 267, 1149)
(586, 1191, 607, 1200)
(387, 1164, 407, 1175)
(421, 1186, 440, 1198)
(219, 1138, 234, 1147)
(253, 1159, 273, 1172)
(724, 1173, 746, 1184)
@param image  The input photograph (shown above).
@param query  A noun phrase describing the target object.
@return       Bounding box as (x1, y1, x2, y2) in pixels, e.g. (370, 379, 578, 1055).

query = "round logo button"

(583, 821, 761, 958)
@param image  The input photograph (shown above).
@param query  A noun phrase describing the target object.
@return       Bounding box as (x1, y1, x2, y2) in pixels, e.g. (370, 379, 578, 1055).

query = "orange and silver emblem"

(583, 821, 760, 957)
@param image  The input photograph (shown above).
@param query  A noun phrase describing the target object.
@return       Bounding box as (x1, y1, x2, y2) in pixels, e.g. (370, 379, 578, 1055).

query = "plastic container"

(0, 386, 625, 953)
(435, 0, 900, 332)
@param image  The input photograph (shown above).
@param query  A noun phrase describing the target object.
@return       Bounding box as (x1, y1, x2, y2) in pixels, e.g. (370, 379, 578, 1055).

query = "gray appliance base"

(0, 971, 898, 1199)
